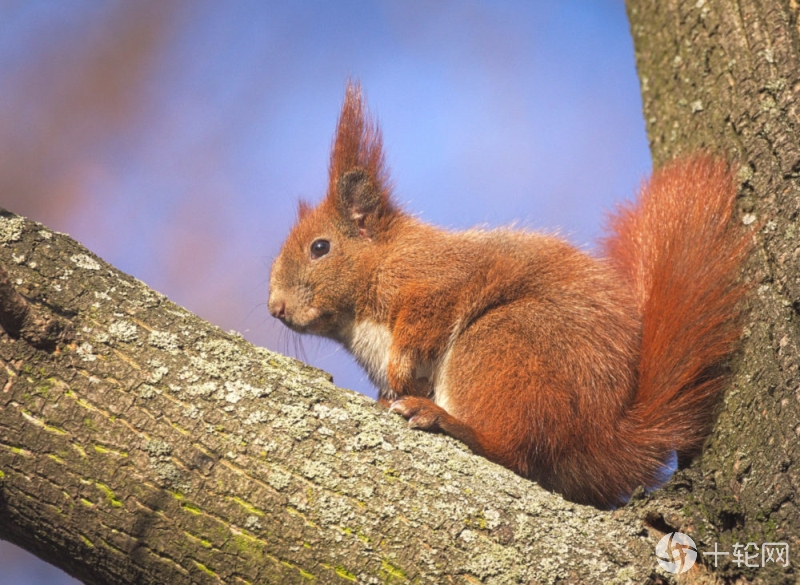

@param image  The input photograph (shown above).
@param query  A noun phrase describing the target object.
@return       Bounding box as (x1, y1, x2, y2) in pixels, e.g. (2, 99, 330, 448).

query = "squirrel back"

(269, 83, 751, 508)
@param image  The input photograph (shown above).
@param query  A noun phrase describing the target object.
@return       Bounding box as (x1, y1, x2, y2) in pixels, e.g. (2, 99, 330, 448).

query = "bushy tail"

(603, 155, 751, 463)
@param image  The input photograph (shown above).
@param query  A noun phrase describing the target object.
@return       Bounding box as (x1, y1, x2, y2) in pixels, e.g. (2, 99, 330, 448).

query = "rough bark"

(626, 0, 800, 582)
(0, 209, 674, 584)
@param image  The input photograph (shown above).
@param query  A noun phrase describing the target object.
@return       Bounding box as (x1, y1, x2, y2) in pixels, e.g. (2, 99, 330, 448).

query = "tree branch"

(0, 210, 667, 584)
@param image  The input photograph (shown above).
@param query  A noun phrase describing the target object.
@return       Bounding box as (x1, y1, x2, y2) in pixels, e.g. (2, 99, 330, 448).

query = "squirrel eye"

(310, 239, 331, 259)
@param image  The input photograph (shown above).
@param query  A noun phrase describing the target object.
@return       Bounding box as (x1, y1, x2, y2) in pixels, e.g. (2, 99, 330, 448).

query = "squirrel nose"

(269, 299, 286, 320)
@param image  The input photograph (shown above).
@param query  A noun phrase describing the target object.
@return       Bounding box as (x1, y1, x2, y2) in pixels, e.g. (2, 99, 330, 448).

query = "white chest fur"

(346, 320, 392, 392)
(344, 320, 455, 412)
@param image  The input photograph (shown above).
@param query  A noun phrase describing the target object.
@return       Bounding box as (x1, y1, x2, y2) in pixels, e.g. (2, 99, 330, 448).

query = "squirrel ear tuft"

(326, 81, 393, 223)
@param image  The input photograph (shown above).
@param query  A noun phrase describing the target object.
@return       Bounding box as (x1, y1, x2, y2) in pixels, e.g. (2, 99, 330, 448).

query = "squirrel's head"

(269, 82, 399, 339)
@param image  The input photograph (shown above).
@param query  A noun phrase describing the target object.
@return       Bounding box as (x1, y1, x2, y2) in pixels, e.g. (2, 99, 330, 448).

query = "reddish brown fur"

(326, 82, 392, 210)
(603, 157, 751, 456)
(268, 82, 751, 508)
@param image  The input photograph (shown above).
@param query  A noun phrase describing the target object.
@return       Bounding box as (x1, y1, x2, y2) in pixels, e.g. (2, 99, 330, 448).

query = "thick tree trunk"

(0, 209, 669, 584)
(626, 0, 799, 582)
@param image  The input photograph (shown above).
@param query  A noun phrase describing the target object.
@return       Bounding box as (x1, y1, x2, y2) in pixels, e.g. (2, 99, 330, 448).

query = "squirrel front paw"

(389, 396, 445, 431)
(389, 396, 486, 458)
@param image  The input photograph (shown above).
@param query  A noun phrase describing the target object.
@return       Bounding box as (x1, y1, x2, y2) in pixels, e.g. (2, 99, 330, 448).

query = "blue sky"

(0, 2, 650, 581)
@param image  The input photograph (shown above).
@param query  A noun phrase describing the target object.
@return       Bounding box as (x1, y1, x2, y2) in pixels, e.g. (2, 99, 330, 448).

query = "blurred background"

(0, 1, 650, 582)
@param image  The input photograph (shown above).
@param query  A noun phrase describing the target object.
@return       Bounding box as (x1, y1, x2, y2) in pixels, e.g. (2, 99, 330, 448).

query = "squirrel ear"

(326, 82, 395, 237)
(336, 167, 381, 217)
(336, 168, 382, 228)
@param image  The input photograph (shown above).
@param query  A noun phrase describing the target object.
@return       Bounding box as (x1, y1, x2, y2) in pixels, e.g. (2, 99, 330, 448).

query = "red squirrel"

(268, 82, 751, 508)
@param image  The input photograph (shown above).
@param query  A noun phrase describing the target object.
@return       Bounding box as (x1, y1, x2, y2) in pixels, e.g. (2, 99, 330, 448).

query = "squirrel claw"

(389, 396, 442, 431)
